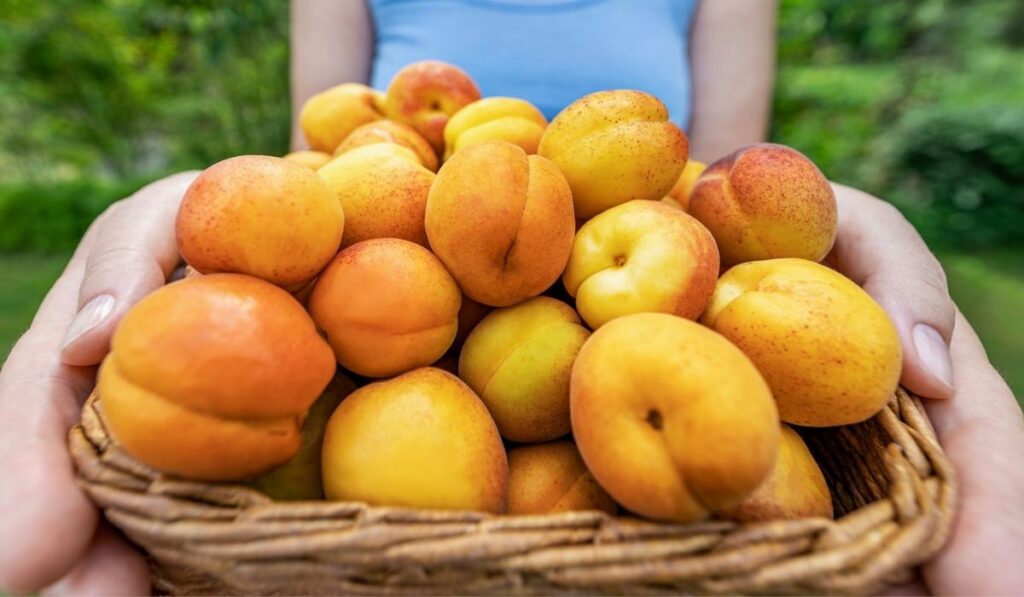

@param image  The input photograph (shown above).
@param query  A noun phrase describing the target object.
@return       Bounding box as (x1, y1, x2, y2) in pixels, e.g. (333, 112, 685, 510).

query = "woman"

(1, 1, 1021, 594)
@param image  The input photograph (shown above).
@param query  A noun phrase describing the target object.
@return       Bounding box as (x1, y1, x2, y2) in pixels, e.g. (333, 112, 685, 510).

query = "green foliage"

(0, 178, 147, 252)
(772, 0, 1024, 250)
(777, 0, 1024, 63)
(878, 107, 1024, 248)
(0, 0, 289, 181)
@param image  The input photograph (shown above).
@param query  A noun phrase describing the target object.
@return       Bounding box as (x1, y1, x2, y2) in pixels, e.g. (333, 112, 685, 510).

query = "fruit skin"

(250, 374, 358, 501)
(308, 239, 461, 378)
(300, 83, 385, 152)
(283, 150, 333, 170)
(176, 155, 344, 288)
(538, 90, 689, 219)
(702, 258, 902, 427)
(317, 144, 434, 248)
(688, 143, 838, 266)
(385, 60, 482, 154)
(426, 141, 575, 307)
(662, 159, 706, 211)
(571, 313, 779, 523)
(459, 297, 589, 442)
(723, 425, 833, 522)
(563, 200, 719, 329)
(507, 441, 617, 515)
(334, 119, 439, 172)
(98, 274, 336, 481)
(322, 367, 508, 513)
(443, 97, 547, 160)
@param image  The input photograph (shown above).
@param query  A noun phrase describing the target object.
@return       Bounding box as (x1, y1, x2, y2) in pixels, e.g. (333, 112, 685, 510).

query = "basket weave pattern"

(69, 388, 956, 595)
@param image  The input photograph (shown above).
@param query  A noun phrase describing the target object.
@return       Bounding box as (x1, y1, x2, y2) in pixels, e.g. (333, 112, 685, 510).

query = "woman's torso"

(368, 0, 698, 130)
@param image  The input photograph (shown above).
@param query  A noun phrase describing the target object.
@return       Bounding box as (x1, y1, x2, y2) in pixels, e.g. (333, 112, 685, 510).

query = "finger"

(60, 172, 199, 367)
(0, 226, 103, 591)
(921, 311, 1024, 595)
(42, 523, 151, 596)
(831, 184, 956, 399)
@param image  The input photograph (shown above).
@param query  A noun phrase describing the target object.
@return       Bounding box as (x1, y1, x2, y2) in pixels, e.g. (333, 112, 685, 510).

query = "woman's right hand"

(0, 171, 196, 594)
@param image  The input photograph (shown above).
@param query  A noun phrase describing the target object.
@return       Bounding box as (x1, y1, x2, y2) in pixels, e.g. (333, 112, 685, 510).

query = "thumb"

(60, 172, 198, 367)
(831, 184, 956, 399)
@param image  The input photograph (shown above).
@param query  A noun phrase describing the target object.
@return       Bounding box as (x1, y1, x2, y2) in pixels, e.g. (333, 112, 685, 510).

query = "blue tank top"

(368, 0, 698, 130)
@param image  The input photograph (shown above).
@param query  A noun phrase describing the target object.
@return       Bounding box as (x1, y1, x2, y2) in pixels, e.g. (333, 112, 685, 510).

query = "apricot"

(538, 90, 688, 219)
(385, 60, 481, 154)
(333, 119, 438, 172)
(300, 83, 384, 152)
(688, 143, 838, 265)
(308, 239, 461, 377)
(571, 313, 779, 523)
(426, 141, 575, 307)
(98, 274, 336, 481)
(282, 150, 332, 170)
(443, 97, 547, 160)
(322, 367, 508, 513)
(250, 374, 358, 501)
(702, 258, 902, 426)
(662, 159, 707, 211)
(317, 144, 434, 248)
(724, 425, 833, 522)
(563, 200, 719, 329)
(459, 297, 589, 442)
(507, 441, 617, 515)
(176, 155, 344, 288)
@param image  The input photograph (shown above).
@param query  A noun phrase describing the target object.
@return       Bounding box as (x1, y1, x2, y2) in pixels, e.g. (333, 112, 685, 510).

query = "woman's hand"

(0, 171, 195, 594)
(832, 183, 1024, 595)
(921, 310, 1024, 594)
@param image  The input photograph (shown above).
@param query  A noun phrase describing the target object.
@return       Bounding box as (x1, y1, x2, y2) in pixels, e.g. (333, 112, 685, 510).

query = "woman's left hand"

(831, 183, 1024, 595)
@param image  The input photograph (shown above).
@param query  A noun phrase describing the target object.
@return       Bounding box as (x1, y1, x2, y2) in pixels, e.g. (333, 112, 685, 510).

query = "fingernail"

(61, 294, 115, 350)
(912, 324, 954, 393)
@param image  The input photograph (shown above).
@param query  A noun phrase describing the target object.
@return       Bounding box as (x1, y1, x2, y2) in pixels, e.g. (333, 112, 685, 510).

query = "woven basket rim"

(70, 387, 957, 595)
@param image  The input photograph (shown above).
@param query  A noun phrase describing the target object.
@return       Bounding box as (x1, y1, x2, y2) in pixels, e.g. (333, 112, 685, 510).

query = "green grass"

(0, 251, 1021, 403)
(0, 252, 71, 362)
(939, 250, 1024, 400)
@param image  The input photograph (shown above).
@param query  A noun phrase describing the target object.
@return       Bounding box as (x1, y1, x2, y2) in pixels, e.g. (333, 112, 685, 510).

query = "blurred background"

(1, 0, 1021, 399)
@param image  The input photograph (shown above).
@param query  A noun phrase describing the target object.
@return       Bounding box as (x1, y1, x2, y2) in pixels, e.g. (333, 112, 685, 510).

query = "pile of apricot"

(98, 61, 900, 523)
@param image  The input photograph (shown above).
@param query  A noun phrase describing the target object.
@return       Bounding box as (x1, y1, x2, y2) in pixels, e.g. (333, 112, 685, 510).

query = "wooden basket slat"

(493, 534, 720, 571)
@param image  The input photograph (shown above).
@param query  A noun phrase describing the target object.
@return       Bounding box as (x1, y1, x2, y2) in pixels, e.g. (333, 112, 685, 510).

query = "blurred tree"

(877, 106, 1024, 247)
(0, 0, 289, 180)
(772, 0, 1024, 250)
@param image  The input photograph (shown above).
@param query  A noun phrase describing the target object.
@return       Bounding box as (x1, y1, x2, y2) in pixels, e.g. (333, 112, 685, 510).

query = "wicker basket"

(69, 387, 956, 595)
